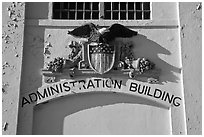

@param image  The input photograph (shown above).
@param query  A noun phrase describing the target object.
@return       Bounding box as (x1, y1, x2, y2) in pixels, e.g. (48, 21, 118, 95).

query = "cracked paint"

(2, 2, 25, 135)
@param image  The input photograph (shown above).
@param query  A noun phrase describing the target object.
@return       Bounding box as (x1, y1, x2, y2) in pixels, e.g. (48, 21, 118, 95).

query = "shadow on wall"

(25, 2, 49, 19)
(19, 2, 49, 94)
(32, 92, 169, 135)
(17, 26, 45, 134)
(128, 34, 181, 84)
(54, 34, 181, 85)
(19, 26, 45, 93)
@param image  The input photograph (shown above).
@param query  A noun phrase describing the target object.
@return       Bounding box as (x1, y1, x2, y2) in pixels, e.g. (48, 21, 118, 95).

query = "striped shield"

(88, 43, 115, 74)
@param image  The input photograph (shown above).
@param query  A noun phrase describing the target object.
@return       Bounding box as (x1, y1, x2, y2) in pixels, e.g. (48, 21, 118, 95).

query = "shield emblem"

(88, 43, 115, 74)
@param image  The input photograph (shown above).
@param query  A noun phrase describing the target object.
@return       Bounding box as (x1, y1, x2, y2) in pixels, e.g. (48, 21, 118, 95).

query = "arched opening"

(32, 92, 171, 134)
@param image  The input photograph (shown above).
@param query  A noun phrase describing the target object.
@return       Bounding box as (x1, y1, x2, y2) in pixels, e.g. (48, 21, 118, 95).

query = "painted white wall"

(32, 93, 171, 135)
(179, 2, 202, 135)
(2, 2, 25, 135)
(30, 26, 184, 134)
(63, 104, 170, 135)
(1, 2, 201, 135)
(18, 2, 185, 135)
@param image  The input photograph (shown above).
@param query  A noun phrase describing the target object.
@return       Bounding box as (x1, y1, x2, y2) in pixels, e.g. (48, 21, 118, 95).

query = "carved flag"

(88, 43, 115, 74)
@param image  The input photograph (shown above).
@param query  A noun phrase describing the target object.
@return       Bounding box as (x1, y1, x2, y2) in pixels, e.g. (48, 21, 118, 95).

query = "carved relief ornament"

(42, 23, 161, 84)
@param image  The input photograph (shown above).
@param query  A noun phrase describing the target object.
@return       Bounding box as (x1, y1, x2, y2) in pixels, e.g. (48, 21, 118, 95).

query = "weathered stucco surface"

(2, 2, 25, 135)
(179, 2, 202, 135)
(2, 2, 202, 135)
(16, 2, 187, 135)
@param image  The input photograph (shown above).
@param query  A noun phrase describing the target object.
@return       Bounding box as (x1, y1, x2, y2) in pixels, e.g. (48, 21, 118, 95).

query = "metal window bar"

(132, 2, 135, 20)
(113, 2, 119, 20)
(110, 2, 112, 19)
(119, 2, 126, 20)
(141, 2, 144, 20)
(126, 2, 128, 20)
(90, 2, 92, 19)
(118, 2, 120, 19)
(59, 3, 62, 19)
(134, 2, 136, 20)
(52, 2, 150, 20)
(136, 2, 142, 20)
(99, 2, 104, 19)
(135, 2, 138, 20)
(67, 3, 69, 19)
(83, 2, 85, 19)
(75, 2, 77, 20)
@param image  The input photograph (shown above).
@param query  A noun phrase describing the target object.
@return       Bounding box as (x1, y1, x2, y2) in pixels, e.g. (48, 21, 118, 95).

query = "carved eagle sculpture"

(67, 23, 138, 44)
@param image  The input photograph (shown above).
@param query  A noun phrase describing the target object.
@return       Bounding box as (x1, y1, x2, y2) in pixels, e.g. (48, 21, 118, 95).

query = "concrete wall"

(2, 2, 202, 135)
(2, 2, 25, 135)
(179, 2, 202, 135)
(33, 94, 171, 135)
(16, 2, 186, 135)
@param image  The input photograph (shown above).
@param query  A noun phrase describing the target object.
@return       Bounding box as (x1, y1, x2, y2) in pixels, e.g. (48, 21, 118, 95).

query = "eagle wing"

(102, 23, 138, 43)
(68, 23, 98, 38)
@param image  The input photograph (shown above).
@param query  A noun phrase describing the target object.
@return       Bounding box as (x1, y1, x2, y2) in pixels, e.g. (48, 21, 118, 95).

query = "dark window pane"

(104, 2, 111, 10)
(112, 11, 119, 20)
(143, 2, 150, 10)
(69, 2, 76, 10)
(53, 11, 60, 19)
(144, 11, 150, 19)
(53, 2, 151, 20)
(68, 11, 75, 19)
(61, 11, 68, 19)
(104, 11, 111, 19)
(128, 2, 134, 10)
(136, 2, 142, 10)
(128, 11, 134, 20)
(85, 2, 91, 10)
(120, 2, 126, 10)
(92, 11, 99, 19)
(112, 2, 119, 10)
(53, 2, 60, 9)
(120, 12, 126, 20)
(64, 2, 68, 9)
(85, 11, 91, 19)
(77, 11, 83, 19)
(92, 2, 99, 10)
(136, 11, 142, 19)
(77, 2, 83, 10)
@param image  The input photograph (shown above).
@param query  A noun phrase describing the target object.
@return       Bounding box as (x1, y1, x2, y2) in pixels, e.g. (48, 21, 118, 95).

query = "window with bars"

(52, 2, 151, 20)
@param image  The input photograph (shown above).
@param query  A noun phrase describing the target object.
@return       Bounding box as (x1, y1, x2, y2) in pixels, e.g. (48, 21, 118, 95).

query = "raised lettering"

(70, 81, 77, 87)
(28, 93, 38, 102)
(161, 91, 166, 100)
(94, 79, 101, 88)
(21, 97, 30, 107)
(78, 80, 86, 90)
(37, 90, 49, 100)
(154, 89, 162, 98)
(146, 87, 152, 96)
(129, 82, 137, 92)
(164, 92, 174, 104)
(144, 86, 148, 95)
(59, 83, 63, 93)
(87, 79, 95, 89)
(63, 82, 71, 92)
(138, 85, 145, 94)
(173, 96, 181, 107)
(106, 80, 111, 88)
(50, 85, 59, 94)
(114, 80, 122, 89)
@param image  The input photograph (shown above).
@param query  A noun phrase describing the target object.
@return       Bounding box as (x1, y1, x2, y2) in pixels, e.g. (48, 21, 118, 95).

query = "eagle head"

(98, 28, 110, 35)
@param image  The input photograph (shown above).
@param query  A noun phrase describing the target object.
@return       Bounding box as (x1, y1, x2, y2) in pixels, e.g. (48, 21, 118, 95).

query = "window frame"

(26, 2, 178, 27)
(50, 2, 152, 21)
